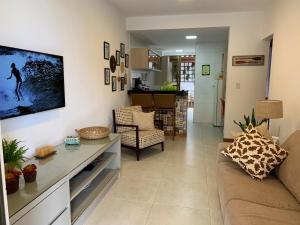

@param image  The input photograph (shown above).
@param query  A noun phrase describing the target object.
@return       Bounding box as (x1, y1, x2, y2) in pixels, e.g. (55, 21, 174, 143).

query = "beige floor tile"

(122, 147, 167, 163)
(146, 204, 211, 225)
(165, 150, 206, 168)
(162, 163, 207, 184)
(121, 160, 166, 181)
(109, 177, 161, 203)
(85, 197, 151, 225)
(154, 179, 209, 210)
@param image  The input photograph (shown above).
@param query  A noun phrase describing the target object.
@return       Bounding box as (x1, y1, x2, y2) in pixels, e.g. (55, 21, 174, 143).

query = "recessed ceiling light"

(185, 35, 197, 40)
(176, 50, 183, 52)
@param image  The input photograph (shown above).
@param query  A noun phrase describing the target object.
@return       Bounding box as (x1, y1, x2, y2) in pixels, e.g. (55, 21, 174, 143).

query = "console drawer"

(51, 207, 71, 225)
(13, 182, 69, 225)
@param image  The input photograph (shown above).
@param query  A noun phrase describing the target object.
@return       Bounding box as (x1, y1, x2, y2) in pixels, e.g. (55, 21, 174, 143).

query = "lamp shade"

(255, 100, 283, 119)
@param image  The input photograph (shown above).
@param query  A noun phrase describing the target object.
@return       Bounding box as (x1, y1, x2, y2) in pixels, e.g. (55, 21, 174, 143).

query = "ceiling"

(131, 27, 229, 53)
(109, 0, 273, 17)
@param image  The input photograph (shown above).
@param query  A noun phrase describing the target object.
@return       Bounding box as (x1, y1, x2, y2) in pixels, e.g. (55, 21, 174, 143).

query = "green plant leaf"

(2, 139, 28, 169)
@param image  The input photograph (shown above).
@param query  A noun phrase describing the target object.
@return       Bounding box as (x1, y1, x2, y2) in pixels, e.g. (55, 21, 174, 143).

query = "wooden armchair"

(112, 106, 165, 161)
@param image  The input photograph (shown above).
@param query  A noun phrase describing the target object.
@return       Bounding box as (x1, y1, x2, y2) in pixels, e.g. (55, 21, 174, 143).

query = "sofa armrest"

(115, 124, 138, 130)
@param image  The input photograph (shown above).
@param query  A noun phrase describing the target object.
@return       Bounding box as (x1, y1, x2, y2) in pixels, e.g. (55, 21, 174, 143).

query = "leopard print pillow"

(222, 124, 288, 180)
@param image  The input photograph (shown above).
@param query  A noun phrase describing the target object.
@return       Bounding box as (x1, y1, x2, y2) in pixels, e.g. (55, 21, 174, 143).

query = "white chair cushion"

(121, 129, 165, 149)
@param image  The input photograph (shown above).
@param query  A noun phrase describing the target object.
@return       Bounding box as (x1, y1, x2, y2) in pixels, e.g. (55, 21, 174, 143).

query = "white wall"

(127, 12, 269, 138)
(263, 0, 300, 139)
(194, 42, 226, 124)
(0, 0, 129, 157)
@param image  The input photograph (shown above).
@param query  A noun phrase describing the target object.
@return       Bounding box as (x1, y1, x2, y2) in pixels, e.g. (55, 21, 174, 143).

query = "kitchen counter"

(128, 90, 188, 136)
(128, 89, 188, 96)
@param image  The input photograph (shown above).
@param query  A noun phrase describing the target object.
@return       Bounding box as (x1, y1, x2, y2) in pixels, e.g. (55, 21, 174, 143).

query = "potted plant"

(5, 170, 21, 194)
(22, 164, 37, 183)
(2, 139, 28, 172)
(233, 109, 267, 132)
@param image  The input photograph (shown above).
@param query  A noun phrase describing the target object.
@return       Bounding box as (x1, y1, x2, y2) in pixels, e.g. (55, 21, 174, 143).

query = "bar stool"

(153, 94, 176, 140)
(131, 93, 154, 112)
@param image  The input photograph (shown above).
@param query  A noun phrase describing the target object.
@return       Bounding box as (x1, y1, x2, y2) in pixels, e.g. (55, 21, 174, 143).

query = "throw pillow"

(222, 124, 288, 180)
(256, 122, 273, 141)
(132, 111, 155, 131)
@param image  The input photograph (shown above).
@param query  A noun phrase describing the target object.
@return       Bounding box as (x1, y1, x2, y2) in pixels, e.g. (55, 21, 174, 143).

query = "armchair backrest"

(112, 105, 142, 133)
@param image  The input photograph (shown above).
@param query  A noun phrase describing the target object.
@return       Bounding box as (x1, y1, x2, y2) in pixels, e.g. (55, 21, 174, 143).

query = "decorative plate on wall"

(110, 55, 116, 73)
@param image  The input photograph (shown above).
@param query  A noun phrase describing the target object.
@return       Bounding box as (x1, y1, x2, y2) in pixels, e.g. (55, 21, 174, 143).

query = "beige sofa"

(217, 130, 300, 225)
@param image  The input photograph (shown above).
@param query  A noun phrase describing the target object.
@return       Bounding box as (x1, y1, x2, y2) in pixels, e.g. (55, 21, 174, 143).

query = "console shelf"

(8, 134, 121, 225)
(71, 169, 118, 224)
(70, 152, 117, 200)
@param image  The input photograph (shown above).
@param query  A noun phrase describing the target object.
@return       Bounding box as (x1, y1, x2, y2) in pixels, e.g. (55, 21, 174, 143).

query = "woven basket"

(76, 126, 110, 140)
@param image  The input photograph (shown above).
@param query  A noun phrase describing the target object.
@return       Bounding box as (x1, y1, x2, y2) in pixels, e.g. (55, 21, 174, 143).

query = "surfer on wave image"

(7, 63, 23, 101)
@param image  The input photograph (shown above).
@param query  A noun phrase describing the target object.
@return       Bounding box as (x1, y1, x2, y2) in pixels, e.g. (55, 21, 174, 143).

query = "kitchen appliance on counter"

(132, 78, 150, 91)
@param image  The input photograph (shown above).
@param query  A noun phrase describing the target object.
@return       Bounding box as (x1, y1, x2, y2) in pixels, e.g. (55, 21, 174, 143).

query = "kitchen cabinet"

(131, 48, 161, 71)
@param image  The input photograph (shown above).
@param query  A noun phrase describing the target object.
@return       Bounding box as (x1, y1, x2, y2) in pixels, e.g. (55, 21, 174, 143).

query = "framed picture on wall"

(120, 43, 125, 58)
(104, 68, 110, 85)
(104, 41, 110, 60)
(121, 77, 125, 91)
(202, 64, 210, 76)
(232, 55, 265, 66)
(112, 76, 116, 91)
(125, 54, 129, 68)
(116, 50, 120, 66)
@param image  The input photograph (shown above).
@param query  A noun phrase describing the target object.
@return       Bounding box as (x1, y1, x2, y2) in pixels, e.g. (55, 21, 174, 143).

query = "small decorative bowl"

(24, 171, 37, 183)
(75, 126, 110, 140)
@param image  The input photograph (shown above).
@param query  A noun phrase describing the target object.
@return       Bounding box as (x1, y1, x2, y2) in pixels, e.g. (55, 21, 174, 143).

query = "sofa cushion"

(115, 105, 142, 133)
(224, 200, 300, 225)
(217, 161, 300, 213)
(121, 129, 164, 149)
(277, 130, 300, 203)
(222, 124, 288, 180)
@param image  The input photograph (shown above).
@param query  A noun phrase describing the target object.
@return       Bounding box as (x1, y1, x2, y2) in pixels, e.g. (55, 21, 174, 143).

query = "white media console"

(6, 134, 121, 225)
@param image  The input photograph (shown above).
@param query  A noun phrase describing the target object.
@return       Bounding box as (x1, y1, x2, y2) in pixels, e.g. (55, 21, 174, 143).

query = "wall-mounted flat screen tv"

(0, 45, 65, 120)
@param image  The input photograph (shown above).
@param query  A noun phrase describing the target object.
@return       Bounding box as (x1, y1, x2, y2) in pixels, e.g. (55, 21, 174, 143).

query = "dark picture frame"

(121, 77, 125, 91)
(112, 76, 116, 91)
(202, 64, 210, 76)
(116, 50, 120, 66)
(125, 54, 129, 68)
(104, 41, 110, 60)
(232, 55, 265, 66)
(120, 43, 125, 58)
(104, 68, 110, 85)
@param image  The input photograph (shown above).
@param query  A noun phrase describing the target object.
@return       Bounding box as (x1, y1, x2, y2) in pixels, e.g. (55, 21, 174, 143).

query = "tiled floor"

(85, 112, 224, 225)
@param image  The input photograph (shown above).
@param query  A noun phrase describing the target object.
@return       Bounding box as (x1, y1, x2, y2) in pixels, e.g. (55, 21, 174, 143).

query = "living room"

(0, 0, 300, 225)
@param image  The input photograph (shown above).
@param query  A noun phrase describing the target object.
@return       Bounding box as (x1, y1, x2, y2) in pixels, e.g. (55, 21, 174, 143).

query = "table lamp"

(255, 100, 283, 128)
